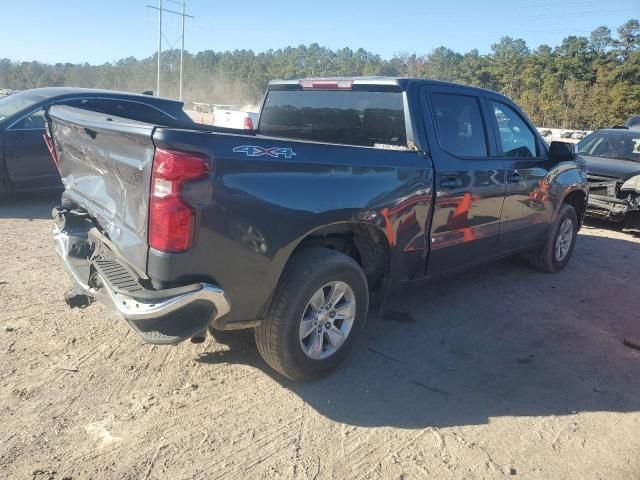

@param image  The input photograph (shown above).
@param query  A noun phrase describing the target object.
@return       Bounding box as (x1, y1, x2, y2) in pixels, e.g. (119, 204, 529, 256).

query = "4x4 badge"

(233, 145, 297, 159)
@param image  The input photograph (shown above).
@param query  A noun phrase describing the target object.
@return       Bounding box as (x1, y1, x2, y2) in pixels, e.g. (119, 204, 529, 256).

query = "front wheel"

(529, 203, 578, 273)
(255, 248, 369, 381)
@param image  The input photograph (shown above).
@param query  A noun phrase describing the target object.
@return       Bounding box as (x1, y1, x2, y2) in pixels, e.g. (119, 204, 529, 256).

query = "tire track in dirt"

(127, 377, 297, 473)
(143, 345, 172, 389)
(46, 343, 103, 388)
(194, 416, 302, 480)
(351, 429, 430, 480)
(84, 392, 296, 477)
(106, 348, 148, 402)
(22, 342, 102, 390)
(68, 371, 279, 465)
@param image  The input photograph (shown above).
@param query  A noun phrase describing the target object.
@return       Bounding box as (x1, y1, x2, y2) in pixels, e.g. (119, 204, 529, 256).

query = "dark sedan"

(0, 88, 195, 196)
(578, 128, 640, 228)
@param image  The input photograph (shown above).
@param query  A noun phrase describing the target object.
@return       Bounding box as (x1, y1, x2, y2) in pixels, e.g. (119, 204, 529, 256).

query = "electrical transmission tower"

(147, 0, 194, 99)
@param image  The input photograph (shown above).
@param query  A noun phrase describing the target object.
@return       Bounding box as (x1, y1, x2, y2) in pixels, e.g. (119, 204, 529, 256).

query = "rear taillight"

(244, 116, 254, 130)
(149, 148, 210, 253)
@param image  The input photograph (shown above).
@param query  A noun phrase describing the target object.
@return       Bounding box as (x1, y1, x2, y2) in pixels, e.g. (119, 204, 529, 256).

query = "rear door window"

(491, 101, 537, 158)
(430, 93, 488, 157)
(259, 90, 406, 148)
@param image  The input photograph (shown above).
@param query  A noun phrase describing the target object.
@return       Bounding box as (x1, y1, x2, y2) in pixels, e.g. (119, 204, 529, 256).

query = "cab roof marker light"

(298, 79, 354, 90)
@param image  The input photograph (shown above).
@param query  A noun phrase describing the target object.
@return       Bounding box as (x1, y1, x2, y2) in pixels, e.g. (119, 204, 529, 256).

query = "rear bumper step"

(53, 221, 231, 345)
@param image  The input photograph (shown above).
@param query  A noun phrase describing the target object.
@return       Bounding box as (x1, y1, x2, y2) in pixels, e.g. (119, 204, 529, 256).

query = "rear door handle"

(507, 172, 522, 183)
(440, 177, 462, 189)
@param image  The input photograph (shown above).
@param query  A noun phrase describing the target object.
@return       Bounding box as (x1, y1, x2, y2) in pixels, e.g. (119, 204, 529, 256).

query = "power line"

(517, 0, 632, 9)
(528, 9, 639, 19)
(146, 1, 194, 99)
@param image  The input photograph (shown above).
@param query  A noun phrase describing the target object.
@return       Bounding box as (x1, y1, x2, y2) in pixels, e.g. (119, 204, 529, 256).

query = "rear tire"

(529, 204, 578, 273)
(255, 248, 369, 381)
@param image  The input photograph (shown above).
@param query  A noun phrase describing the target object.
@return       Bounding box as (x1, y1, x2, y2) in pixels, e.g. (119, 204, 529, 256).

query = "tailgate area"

(48, 105, 156, 273)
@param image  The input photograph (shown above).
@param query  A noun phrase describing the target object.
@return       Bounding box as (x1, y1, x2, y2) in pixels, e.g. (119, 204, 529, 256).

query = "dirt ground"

(1, 192, 639, 480)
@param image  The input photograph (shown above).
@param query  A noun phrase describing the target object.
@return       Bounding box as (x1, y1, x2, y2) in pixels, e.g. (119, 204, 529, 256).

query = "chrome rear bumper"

(53, 223, 231, 344)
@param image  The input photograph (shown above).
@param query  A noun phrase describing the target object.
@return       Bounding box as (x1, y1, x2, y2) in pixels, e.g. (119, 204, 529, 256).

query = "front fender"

(549, 161, 588, 224)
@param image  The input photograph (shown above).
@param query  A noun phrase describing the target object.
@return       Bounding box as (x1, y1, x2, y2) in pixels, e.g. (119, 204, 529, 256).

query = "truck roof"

(268, 76, 507, 98)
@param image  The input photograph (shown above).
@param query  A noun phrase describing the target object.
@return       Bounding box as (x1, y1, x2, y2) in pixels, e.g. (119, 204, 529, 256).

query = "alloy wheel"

(298, 281, 356, 360)
(554, 218, 574, 261)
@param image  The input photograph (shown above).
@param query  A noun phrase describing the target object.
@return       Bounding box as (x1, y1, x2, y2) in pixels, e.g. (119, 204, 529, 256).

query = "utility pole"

(180, 1, 185, 100)
(147, 0, 193, 99)
(157, 0, 162, 96)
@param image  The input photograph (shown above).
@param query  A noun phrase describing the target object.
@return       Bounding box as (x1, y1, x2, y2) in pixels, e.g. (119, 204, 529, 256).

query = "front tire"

(529, 203, 578, 273)
(255, 248, 369, 381)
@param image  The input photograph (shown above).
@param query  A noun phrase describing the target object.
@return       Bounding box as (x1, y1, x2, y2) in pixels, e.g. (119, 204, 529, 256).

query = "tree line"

(1, 19, 638, 129)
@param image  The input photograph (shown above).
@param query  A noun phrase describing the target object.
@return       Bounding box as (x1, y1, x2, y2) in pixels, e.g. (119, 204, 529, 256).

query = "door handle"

(507, 172, 522, 183)
(440, 177, 462, 189)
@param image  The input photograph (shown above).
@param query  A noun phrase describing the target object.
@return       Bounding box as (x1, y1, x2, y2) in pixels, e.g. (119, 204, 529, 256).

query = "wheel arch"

(561, 188, 588, 227)
(288, 221, 392, 294)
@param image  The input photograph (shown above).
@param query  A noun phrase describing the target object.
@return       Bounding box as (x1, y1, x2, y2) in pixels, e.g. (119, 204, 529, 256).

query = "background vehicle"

(193, 102, 212, 113)
(626, 115, 640, 130)
(0, 87, 195, 196)
(578, 128, 640, 228)
(0, 88, 17, 98)
(211, 105, 259, 129)
(47, 77, 588, 381)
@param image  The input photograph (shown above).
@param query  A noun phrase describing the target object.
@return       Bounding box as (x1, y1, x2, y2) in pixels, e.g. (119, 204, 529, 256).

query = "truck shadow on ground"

(0, 191, 61, 220)
(199, 231, 640, 428)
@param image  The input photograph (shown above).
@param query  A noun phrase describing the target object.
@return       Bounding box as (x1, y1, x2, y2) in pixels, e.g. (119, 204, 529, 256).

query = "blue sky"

(1, 0, 638, 64)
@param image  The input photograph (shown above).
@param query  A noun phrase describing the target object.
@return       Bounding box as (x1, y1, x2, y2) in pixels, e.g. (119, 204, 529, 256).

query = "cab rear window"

(259, 90, 407, 148)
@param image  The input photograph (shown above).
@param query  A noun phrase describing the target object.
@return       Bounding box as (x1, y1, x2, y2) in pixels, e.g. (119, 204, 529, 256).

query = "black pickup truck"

(47, 77, 588, 380)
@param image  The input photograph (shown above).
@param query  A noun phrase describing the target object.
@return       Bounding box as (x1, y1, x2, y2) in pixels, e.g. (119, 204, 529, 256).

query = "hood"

(582, 155, 640, 180)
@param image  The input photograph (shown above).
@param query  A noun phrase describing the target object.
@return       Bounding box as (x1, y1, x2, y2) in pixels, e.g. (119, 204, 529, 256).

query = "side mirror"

(549, 141, 575, 162)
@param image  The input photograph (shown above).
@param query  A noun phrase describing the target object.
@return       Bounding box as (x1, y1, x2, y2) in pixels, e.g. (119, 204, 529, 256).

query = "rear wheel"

(529, 203, 578, 273)
(255, 248, 368, 381)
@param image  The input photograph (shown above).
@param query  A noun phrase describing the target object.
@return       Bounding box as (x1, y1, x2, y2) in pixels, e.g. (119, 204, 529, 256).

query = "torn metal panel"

(48, 105, 155, 273)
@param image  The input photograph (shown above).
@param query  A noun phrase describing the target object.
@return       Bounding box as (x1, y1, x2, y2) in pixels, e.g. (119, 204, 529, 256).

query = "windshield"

(578, 131, 640, 162)
(0, 91, 47, 122)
